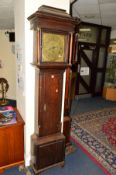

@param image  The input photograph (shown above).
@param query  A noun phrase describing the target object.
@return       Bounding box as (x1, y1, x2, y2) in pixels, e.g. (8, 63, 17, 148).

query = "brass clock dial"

(42, 32, 66, 62)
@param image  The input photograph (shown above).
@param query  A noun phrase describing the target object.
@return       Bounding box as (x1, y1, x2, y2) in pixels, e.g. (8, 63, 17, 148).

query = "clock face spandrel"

(42, 32, 66, 62)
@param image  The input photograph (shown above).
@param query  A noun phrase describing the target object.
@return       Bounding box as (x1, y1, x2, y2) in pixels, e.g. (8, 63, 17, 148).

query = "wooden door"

(76, 43, 108, 96)
(38, 70, 63, 136)
(76, 44, 96, 96)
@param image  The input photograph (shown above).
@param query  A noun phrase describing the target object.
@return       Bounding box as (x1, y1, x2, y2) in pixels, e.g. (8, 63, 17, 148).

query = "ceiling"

(71, 0, 116, 30)
(0, 0, 14, 29)
(0, 0, 116, 32)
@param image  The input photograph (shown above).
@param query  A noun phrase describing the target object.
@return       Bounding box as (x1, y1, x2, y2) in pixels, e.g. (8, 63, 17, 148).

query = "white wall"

(111, 29, 116, 39)
(14, 0, 25, 120)
(15, 0, 70, 166)
(0, 30, 16, 100)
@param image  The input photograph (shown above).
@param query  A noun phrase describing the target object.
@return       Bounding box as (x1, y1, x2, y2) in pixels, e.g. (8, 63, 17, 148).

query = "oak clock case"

(28, 5, 79, 173)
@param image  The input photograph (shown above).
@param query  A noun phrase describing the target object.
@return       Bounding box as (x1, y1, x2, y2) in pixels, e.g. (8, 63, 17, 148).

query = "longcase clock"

(28, 5, 79, 173)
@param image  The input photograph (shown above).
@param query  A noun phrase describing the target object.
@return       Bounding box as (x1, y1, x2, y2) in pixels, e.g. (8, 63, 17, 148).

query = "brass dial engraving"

(42, 32, 66, 62)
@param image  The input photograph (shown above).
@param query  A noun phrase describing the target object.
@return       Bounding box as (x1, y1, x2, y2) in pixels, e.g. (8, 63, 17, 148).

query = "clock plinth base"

(31, 133, 65, 173)
(32, 161, 65, 174)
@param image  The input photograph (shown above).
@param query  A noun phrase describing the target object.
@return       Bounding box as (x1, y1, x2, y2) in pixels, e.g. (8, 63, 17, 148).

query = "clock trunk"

(37, 69, 64, 137)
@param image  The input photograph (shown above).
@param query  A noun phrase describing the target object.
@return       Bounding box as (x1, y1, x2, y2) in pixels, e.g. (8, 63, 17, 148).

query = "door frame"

(76, 43, 97, 96)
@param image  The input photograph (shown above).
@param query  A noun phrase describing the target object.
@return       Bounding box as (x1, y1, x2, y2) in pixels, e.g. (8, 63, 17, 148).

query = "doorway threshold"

(75, 94, 92, 100)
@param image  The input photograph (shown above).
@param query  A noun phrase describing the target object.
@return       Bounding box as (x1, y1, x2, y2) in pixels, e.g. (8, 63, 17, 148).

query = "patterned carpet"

(71, 107, 116, 175)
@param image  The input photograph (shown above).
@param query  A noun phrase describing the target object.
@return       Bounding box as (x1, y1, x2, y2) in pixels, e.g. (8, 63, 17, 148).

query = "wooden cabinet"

(0, 109, 25, 173)
(102, 87, 116, 101)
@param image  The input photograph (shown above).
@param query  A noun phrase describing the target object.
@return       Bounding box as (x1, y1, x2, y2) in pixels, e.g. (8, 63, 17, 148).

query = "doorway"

(76, 43, 107, 97)
(76, 43, 95, 96)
